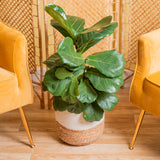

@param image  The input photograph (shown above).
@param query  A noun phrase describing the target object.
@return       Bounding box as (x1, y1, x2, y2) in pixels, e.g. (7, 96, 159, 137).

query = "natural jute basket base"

(56, 119, 104, 146)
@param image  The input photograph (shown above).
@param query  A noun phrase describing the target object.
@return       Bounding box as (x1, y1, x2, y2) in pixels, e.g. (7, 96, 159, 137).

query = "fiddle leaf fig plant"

(42, 4, 126, 122)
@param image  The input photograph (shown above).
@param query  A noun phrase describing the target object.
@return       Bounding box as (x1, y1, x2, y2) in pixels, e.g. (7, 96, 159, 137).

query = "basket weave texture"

(56, 120, 104, 146)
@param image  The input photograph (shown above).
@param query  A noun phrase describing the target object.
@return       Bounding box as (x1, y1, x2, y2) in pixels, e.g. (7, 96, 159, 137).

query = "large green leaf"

(69, 77, 79, 97)
(82, 16, 112, 34)
(96, 92, 118, 111)
(61, 91, 76, 104)
(53, 96, 68, 111)
(85, 69, 123, 93)
(60, 77, 79, 103)
(62, 94, 77, 104)
(65, 63, 85, 71)
(67, 101, 86, 114)
(57, 37, 85, 67)
(55, 67, 73, 80)
(45, 4, 76, 39)
(76, 31, 98, 53)
(53, 96, 85, 114)
(73, 68, 84, 78)
(51, 15, 85, 38)
(77, 79, 97, 103)
(67, 15, 85, 35)
(86, 50, 126, 77)
(77, 22, 118, 53)
(92, 22, 118, 39)
(44, 68, 71, 96)
(112, 75, 124, 87)
(65, 63, 85, 77)
(51, 20, 71, 37)
(83, 103, 104, 122)
(43, 53, 63, 68)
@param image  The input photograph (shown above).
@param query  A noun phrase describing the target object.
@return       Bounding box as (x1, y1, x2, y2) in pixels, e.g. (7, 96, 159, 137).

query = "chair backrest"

(0, 21, 22, 73)
(0, 0, 37, 74)
(140, 28, 160, 75)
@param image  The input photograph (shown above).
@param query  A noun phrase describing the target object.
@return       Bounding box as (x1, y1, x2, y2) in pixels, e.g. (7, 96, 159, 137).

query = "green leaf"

(69, 77, 79, 97)
(85, 69, 124, 93)
(51, 15, 85, 38)
(73, 68, 84, 77)
(51, 20, 71, 37)
(82, 16, 112, 34)
(65, 63, 85, 72)
(65, 63, 85, 77)
(67, 101, 86, 114)
(53, 96, 85, 114)
(77, 22, 118, 53)
(53, 96, 68, 111)
(64, 63, 85, 77)
(43, 53, 63, 68)
(86, 50, 126, 77)
(67, 15, 85, 35)
(44, 68, 71, 96)
(77, 79, 97, 103)
(92, 22, 118, 39)
(69, 96, 77, 103)
(61, 92, 76, 104)
(112, 75, 124, 87)
(60, 77, 79, 103)
(76, 31, 98, 53)
(57, 37, 85, 67)
(62, 95, 77, 103)
(55, 67, 73, 80)
(83, 103, 104, 122)
(96, 92, 118, 111)
(45, 4, 76, 39)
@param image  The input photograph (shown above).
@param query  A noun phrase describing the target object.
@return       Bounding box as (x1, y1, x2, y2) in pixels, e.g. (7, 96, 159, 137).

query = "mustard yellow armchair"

(0, 20, 34, 147)
(129, 28, 160, 149)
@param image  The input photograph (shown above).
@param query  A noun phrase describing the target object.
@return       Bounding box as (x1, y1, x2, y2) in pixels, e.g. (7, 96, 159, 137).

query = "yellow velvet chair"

(0, 20, 34, 147)
(129, 28, 160, 149)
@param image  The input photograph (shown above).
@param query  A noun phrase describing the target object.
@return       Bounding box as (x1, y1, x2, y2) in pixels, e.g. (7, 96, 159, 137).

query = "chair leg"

(19, 107, 35, 148)
(129, 109, 145, 150)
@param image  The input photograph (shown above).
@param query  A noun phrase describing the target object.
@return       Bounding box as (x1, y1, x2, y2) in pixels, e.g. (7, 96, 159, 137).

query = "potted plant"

(42, 4, 126, 146)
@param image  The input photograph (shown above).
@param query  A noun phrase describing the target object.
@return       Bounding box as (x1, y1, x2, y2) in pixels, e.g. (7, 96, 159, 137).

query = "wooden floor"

(0, 88, 160, 160)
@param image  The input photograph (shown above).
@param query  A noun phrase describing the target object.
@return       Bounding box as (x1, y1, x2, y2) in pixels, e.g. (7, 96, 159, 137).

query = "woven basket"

(55, 111, 105, 146)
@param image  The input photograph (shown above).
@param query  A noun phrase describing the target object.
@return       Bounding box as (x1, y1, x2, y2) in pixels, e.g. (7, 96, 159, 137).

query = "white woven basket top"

(55, 111, 105, 131)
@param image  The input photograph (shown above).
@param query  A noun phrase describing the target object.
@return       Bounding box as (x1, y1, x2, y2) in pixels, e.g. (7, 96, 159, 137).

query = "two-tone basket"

(55, 111, 105, 146)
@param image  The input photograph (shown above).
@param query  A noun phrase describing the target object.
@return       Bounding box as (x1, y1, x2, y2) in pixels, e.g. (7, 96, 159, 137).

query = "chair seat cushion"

(146, 71, 160, 87)
(0, 67, 19, 113)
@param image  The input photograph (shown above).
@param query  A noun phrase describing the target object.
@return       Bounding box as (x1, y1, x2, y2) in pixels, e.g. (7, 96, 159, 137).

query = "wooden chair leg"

(129, 110, 145, 150)
(19, 107, 35, 148)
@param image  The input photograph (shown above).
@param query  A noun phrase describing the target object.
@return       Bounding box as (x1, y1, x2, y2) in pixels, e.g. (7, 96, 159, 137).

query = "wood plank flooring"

(0, 88, 160, 160)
